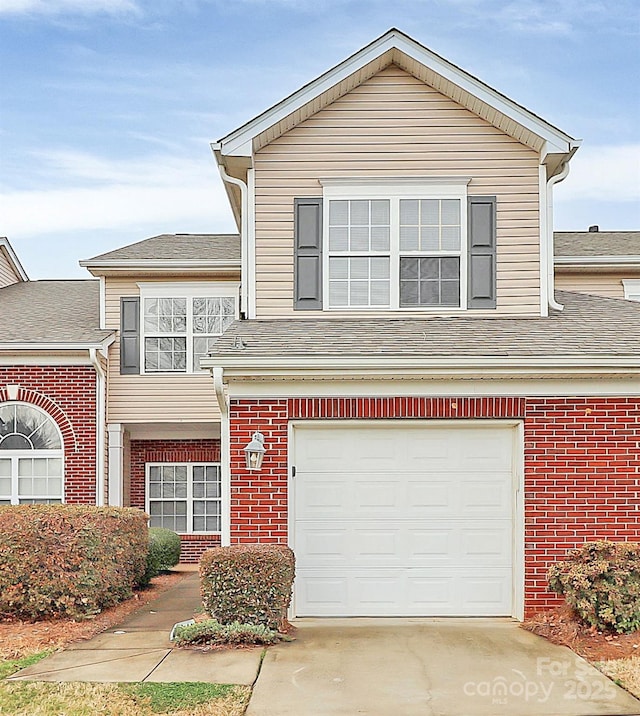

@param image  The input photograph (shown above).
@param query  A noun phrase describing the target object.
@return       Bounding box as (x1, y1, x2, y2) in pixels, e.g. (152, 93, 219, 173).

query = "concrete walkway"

(9, 569, 262, 685)
(247, 618, 640, 716)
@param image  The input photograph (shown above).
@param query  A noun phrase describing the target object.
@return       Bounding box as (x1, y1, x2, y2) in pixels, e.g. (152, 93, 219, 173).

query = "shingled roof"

(207, 292, 640, 360)
(82, 234, 241, 264)
(555, 232, 640, 258)
(0, 280, 111, 345)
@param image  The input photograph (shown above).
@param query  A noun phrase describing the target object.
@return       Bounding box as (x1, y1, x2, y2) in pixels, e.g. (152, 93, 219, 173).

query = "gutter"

(212, 367, 231, 547)
(89, 347, 107, 507)
(546, 162, 570, 312)
(211, 145, 249, 318)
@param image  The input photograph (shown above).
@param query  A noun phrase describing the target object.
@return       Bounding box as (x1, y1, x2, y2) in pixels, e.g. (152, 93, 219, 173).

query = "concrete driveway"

(247, 618, 640, 716)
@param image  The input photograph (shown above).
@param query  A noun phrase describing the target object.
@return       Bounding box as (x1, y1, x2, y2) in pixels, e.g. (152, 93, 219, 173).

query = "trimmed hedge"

(174, 619, 285, 647)
(0, 505, 149, 620)
(141, 528, 182, 586)
(548, 540, 640, 634)
(200, 544, 295, 631)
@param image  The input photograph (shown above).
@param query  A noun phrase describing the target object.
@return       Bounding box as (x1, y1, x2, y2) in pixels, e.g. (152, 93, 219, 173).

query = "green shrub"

(141, 528, 182, 586)
(548, 540, 640, 634)
(174, 619, 286, 647)
(0, 505, 148, 620)
(200, 544, 295, 631)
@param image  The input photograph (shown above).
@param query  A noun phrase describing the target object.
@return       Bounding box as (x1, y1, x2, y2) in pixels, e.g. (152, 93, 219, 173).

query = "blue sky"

(1, 0, 638, 279)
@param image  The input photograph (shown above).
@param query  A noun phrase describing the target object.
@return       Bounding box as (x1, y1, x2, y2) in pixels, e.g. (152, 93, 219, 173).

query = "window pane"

(350, 200, 369, 225)
(370, 226, 390, 252)
(329, 281, 348, 307)
(329, 226, 348, 252)
(399, 257, 460, 308)
(399, 226, 419, 252)
(441, 199, 460, 225)
(371, 200, 390, 225)
(329, 200, 348, 225)
(400, 199, 419, 225)
(329, 258, 348, 280)
(421, 200, 439, 225)
(350, 227, 369, 252)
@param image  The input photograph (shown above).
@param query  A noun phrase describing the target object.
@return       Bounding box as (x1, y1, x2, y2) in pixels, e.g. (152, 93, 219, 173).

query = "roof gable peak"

(217, 28, 578, 163)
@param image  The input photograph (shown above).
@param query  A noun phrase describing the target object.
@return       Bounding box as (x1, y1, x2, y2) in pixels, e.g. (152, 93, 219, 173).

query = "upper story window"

(130, 283, 239, 375)
(320, 179, 471, 311)
(143, 296, 235, 372)
(0, 402, 64, 505)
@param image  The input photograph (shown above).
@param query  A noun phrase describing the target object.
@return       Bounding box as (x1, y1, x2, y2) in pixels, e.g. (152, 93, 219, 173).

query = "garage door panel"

(297, 519, 511, 567)
(296, 567, 512, 616)
(293, 423, 516, 617)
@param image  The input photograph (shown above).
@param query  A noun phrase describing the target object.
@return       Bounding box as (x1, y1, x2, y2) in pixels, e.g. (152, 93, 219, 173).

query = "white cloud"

(0, 0, 140, 16)
(556, 144, 640, 202)
(0, 150, 236, 237)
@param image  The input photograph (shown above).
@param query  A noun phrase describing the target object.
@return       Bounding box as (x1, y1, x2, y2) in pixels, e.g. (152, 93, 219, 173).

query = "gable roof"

(205, 292, 639, 367)
(217, 28, 579, 165)
(0, 237, 29, 284)
(555, 231, 640, 264)
(80, 234, 241, 270)
(0, 280, 112, 347)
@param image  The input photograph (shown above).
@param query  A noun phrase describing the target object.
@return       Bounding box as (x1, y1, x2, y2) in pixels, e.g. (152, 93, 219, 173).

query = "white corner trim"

(107, 423, 124, 507)
(538, 164, 549, 317)
(213, 367, 231, 547)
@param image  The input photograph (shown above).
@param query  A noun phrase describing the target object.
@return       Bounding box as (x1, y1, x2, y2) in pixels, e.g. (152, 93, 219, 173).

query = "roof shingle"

(207, 292, 640, 360)
(84, 234, 240, 263)
(555, 232, 640, 258)
(0, 280, 111, 344)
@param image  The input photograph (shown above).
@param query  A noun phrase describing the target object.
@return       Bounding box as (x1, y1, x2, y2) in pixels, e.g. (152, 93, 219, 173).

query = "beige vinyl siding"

(555, 272, 627, 299)
(0, 250, 20, 288)
(104, 277, 235, 424)
(253, 65, 541, 318)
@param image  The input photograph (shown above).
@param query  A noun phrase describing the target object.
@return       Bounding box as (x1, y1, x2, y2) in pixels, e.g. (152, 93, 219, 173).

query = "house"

(1, 29, 638, 620)
(555, 228, 640, 301)
(0, 237, 113, 507)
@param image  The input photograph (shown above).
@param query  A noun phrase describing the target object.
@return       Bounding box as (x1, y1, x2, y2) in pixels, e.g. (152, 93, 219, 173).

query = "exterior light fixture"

(244, 431, 266, 470)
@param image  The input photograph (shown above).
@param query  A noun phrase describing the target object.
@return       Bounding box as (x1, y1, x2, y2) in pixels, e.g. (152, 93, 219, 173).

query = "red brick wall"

(129, 439, 221, 562)
(229, 396, 640, 616)
(0, 366, 97, 504)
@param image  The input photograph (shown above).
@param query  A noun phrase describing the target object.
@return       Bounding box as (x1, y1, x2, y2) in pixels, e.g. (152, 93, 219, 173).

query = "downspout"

(89, 347, 106, 507)
(213, 366, 231, 546)
(212, 147, 249, 318)
(546, 161, 571, 312)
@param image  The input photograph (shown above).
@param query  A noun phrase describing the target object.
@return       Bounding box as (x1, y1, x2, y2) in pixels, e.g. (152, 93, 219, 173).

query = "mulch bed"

(0, 570, 190, 660)
(522, 604, 640, 661)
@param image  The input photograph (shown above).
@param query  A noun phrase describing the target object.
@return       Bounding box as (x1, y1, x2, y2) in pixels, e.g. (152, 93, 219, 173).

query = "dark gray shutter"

(467, 195, 497, 309)
(120, 296, 140, 374)
(294, 197, 323, 310)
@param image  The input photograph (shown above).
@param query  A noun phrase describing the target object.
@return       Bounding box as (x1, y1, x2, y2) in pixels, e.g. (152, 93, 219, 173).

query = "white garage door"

(292, 422, 516, 617)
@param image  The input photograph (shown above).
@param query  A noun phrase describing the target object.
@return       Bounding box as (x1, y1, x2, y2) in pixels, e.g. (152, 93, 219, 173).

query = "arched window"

(0, 402, 64, 505)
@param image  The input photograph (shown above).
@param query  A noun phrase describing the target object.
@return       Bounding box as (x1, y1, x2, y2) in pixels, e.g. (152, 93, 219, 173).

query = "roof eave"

(218, 28, 577, 159)
(80, 259, 241, 273)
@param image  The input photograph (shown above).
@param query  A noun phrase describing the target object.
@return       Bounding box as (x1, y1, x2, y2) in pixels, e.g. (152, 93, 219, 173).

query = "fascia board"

(219, 29, 576, 157)
(555, 256, 640, 266)
(201, 355, 640, 374)
(0, 341, 112, 351)
(79, 260, 241, 271)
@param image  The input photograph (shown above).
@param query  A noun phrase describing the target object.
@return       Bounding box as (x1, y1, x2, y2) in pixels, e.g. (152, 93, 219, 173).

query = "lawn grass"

(0, 651, 51, 680)
(596, 656, 640, 699)
(0, 682, 251, 716)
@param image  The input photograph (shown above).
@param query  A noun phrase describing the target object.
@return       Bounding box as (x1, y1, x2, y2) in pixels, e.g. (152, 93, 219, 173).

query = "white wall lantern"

(244, 431, 266, 470)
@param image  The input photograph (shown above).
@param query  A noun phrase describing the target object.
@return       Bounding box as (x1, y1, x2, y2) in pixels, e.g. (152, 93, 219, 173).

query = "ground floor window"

(146, 463, 221, 533)
(0, 402, 64, 504)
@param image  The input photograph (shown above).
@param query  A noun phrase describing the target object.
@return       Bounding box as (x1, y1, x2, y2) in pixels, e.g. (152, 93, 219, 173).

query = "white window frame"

(138, 282, 240, 375)
(145, 462, 222, 535)
(622, 279, 640, 302)
(321, 178, 470, 311)
(0, 402, 64, 505)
